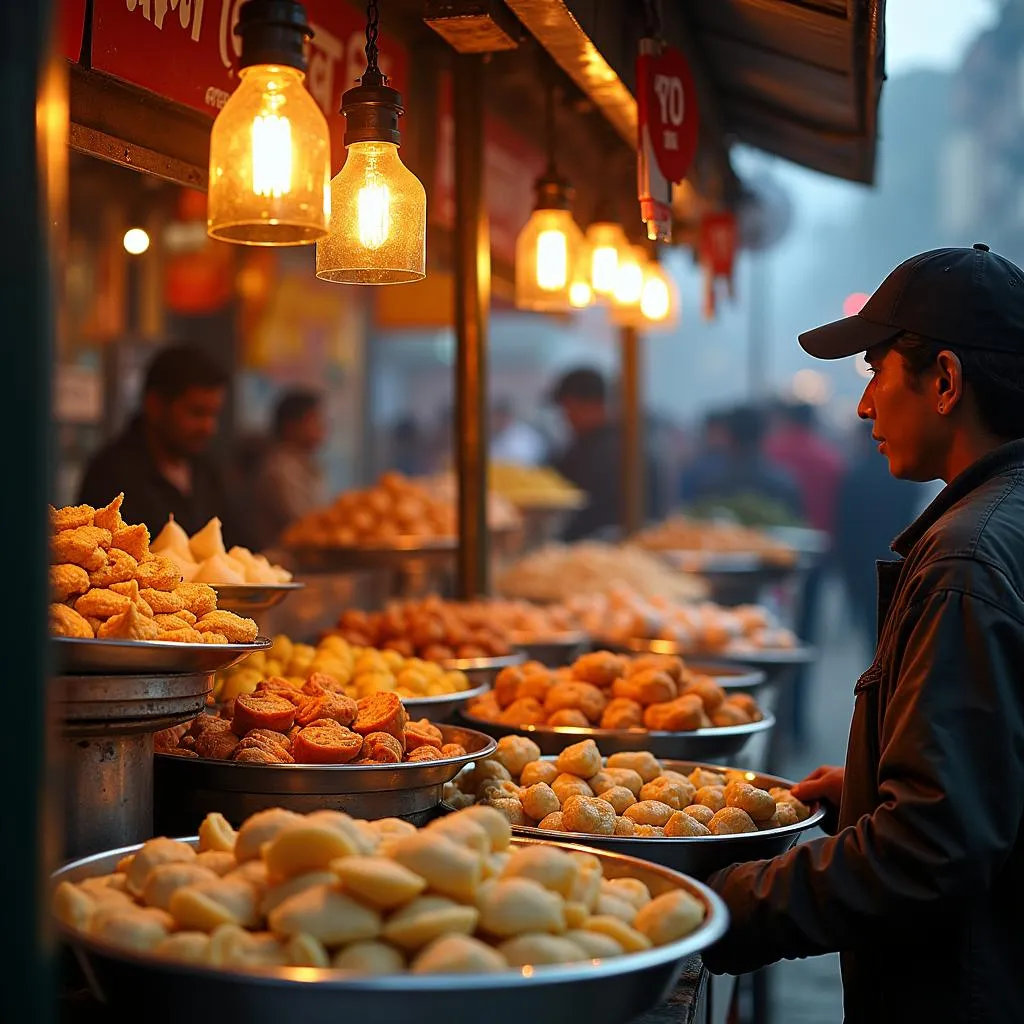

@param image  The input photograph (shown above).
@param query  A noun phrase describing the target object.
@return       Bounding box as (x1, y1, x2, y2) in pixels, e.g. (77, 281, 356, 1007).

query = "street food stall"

(5, 1, 885, 1022)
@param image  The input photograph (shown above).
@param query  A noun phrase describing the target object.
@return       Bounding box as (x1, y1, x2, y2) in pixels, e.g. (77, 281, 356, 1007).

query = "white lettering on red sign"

(653, 73, 684, 127)
(126, 0, 206, 42)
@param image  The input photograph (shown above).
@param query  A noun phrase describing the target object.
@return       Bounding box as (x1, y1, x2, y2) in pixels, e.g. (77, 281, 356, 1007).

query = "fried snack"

(551, 773, 594, 805)
(694, 786, 726, 812)
(590, 767, 644, 798)
(547, 709, 590, 728)
(111, 523, 150, 563)
(158, 627, 204, 643)
(517, 672, 555, 704)
(628, 654, 684, 684)
(73, 586, 128, 620)
(708, 807, 758, 835)
(725, 693, 763, 722)
(411, 933, 507, 974)
(682, 804, 715, 826)
(607, 751, 662, 783)
(623, 800, 674, 827)
(98, 603, 160, 641)
(140, 588, 185, 614)
(538, 812, 564, 831)
(520, 783, 560, 822)
(231, 693, 296, 737)
(404, 719, 443, 752)
(519, 760, 558, 788)
(49, 602, 94, 638)
(294, 692, 358, 729)
(234, 737, 293, 764)
(477, 878, 566, 937)
(580, 916, 651, 953)
(390, 832, 482, 903)
(554, 739, 602, 779)
(613, 669, 677, 706)
(725, 781, 777, 822)
(664, 811, 712, 838)
(50, 564, 90, 603)
(643, 694, 706, 732)
(570, 651, 627, 687)
(195, 610, 259, 644)
(491, 735, 541, 777)
(201, 633, 229, 645)
(759, 804, 800, 830)
(382, 895, 479, 952)
(680, 675, 726, 713)
(641, 776, 697, 810)
(52, 527, 108, 571)
(599, 697, 644, 731)
(174, 582, 218, 617)
(633, 890, 705, 945)
(362, 732, 404, 763)
(493, 666, 524, 709)
(352, 692, 407, 745)
(689, 768, 727, 789)
(711, 702, 753, 728)
(195, 729, 240, 760)
(268, 885, 381, 946)
(93, 493, 126, 533)
(561, 795, 616, 836)
(543, 682, 606, 724)
(89, 548, 139, 588)
(292, 720, 363, 764)
(497, 697, 547, 726)
(497, 934, 587, 967)
(50, 502, 95, 531)
(593, 785, 635, 815)
(440, 743, 467, 759)
(769, 787, 811, 821)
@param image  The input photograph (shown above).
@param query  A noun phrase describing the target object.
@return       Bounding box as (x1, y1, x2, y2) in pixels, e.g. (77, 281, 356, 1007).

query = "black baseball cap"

(799, 243, 1024, 359)
(548, 367, 607, 404)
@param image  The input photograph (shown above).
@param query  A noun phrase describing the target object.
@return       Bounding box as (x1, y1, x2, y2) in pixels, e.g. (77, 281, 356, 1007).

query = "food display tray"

(154, 724, 496, 830)
(683, 662, 768, 693)
(54, 837, 728, 1024)
(442, 651, 525, 688)
(53, 636, 272, 676)
(604, 637, 816, 670)
(510, 631, 591, 668)
(209, 582, 305, 615)
(401, 682, 491, 723)
(454, 709, 775, 763)
(499, 761, 825, 881)
(285, 538, 457, 573)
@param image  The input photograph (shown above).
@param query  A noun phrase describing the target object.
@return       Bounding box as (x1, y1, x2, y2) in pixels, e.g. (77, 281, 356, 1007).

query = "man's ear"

(935, 350, 965, 414)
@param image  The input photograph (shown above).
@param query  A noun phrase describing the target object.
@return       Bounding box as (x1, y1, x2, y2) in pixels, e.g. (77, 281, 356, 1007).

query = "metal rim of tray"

(208, 582, 305, 614)
(509, 629, 590, 649)
(600, 636, 816, 666)
(682, 662, 767, 691)
(441, 651, 525, 673)
(402, 680, 491, 709)
(52, 636, 272, 675)
(53, 835, 728, 989)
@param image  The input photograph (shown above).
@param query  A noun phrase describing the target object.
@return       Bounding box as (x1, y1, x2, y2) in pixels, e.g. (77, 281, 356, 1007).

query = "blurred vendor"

(251, 388, 328, 548)
(548, 367, 663, 540)
(78, 343, 236, 539)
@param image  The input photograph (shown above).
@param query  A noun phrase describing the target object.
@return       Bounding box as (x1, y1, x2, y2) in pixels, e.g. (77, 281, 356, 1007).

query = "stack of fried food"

(466, 651, 763, 733)
(282, 473, 457, 548)
(158, 684, 466, 766)
(330, 597, 513, 662)
(48, 495, 258, 645)
(445, 737, 810, 836)
(636, 515, 797, 564)
(53, 804, 708, 973)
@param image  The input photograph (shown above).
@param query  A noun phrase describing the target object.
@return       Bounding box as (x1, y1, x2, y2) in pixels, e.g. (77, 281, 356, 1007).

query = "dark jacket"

(704, 440, 1024, 1023)
(78, 416, 240, 543)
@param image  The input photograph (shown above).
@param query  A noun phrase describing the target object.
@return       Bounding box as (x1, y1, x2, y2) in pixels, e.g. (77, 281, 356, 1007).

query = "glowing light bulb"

(536, 229, 569, 291)
(357, 177, 391, 250)
(123, 228, 150, 255)
(584, 222, 630, 297)
(613, 246, 646, 307)
(250, 110, 292, 198)
(641, 273, 671, 321)
(569, 278, 593, 308)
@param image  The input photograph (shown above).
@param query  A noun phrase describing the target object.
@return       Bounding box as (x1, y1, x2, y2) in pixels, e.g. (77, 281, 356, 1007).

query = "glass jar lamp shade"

(515, 207, 585, 311)
(316, 141, 426, 284)
(640, 262, 674, 322)
(612, 244, 647, 308)
(584, 221, 630, 297)
(207, 65, 331, 246)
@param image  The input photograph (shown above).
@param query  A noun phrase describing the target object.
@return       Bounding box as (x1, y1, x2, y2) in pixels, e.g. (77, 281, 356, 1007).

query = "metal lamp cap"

(342, 82, 405, 147)
(534, 171, 574, 212)
(236, 0, 314, 73)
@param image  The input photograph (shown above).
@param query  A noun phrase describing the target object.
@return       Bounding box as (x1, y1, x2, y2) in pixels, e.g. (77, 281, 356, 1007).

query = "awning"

(687, 0, 886, 184)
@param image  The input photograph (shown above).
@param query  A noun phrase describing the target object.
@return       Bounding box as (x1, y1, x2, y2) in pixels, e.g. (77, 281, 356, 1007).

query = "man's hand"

(792, 765, 844, 806)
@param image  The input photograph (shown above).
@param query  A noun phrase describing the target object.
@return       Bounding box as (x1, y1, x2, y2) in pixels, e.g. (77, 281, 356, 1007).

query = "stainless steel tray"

(210, 582, 305, 615)
(54, 837, 728, 1024)
(511, 631, 591, 667)
(154, 724, 497, 829)
(53, 636, 273, 676)
(604, 636, 815, 669)
(682, 662, 767, 692)
(455, 709, 775, 762)
(501, 760, 825, 881)
(402, 682, 491, 723)
(443, 651, 525, 688)
(285, 538, 457, 573)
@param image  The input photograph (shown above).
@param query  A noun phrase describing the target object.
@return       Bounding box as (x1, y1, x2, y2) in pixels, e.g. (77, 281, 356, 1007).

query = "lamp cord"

(361, 0, 387, 86)
(544, 75, 557, 176)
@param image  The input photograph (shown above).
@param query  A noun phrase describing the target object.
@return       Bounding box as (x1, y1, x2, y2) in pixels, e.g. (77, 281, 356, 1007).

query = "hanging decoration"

(316, 0, 427, 284)
(699, 210, 738, 320)
(207, 0, 331, 246)
(514, 77, 585, 311)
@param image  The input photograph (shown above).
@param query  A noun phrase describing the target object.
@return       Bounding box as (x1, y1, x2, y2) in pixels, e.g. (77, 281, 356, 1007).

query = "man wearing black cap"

(548, 367, 664, 540)
(703, 245, 1024, 1023)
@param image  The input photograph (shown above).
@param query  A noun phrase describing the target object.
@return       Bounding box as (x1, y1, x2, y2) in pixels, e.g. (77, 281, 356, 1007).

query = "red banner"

(90, 0, 409, 174)
(699, 211, 738, 320)
(60, 0, 89, 60)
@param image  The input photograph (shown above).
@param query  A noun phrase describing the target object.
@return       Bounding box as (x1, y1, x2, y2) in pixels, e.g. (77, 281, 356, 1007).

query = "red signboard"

(90, 0, 409, 174)
(59, 0, 89, 60)
(699, 211, 738, 320)
(637, 44, 699, 185)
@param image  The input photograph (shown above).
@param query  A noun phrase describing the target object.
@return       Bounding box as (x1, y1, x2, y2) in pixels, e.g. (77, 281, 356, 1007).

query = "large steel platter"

(53, 636, 272, 676)
(54, 837, 728, 1024)
(154, 724, 496, 830)
(401, 681, 492, 723)
(455, 708, 775, 762)
(442, 651, 525, 688)
(504, 760, 825, 881)
(510, 630, 591, 668)
(680, 662, 767, 693)
(209, 582, 305, 615)
(602, 636, 816, 670)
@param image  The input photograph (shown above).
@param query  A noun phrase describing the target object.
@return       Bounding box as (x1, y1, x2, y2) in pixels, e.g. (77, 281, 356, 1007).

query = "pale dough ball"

(493, 735, 542, 778)
(520, 760, 559, 788)
(606, 751, 662, 783)
(623, 800, 674, 827)
(332, 939, 406, 974)
(708, 807, 758, 835)
(595, 785, 637, 815)
(381, 895, 479, 952)
(125, 837, 197, 896)
(562, 794, 616, 835)
(498, 933, 588, 967)
(554, 739, 603, 779)
(552, 773, 594, 805)
(601, 877, 651, 911)
(389, 832, 483, 902)
(268, 884, 381, 945)
(521, 782, 561, 822)
(633, 889, 706, 945)
(664, 811, 712, 837)
(476, 877, 566, 937)
(501, 844, 579, 898)
(640, 776, 697, 810)
(411, 933, 507, 974)
(330, 856, 427, 910)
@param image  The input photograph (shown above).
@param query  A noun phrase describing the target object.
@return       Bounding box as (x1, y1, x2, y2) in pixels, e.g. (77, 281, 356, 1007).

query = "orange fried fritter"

(97, 602, 160, 641)
(194, 610, 258, 644)
(50, 564, 90, 603)
(135, 555, 182, 592)
(93, 493, 125, 533)
(89, 549, 138, 588)
(141, 587, 185, 614)
(175, 583, 218, 617)
(49, 603, 94, 638)
(111, 523, 150, 562)
(50, 503, 95, 532)
(51, 527, 109, 571)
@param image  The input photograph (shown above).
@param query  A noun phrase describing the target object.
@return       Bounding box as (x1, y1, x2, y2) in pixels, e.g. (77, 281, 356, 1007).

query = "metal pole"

(1, 1, 61, 1020)
(452, 54, 490, 598)
(620, 324, 644, 536)
(748, 251, 769, 397)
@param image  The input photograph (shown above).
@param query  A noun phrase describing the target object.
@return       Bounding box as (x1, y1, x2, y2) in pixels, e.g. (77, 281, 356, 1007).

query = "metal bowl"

(502, 760, 825, 881)
(401, 682, 491, 723)
(285, 538, 457, 574)
(442, 651, 525, 688)
(209, 582, 305, 615)
(53, 636, 273, 676)
(455, 708, 775, 762)
(54, 837, 728, 1024)
(154, 724, 497, 830)
(510, 631, 591, 668)
(683, 661, 768, 692)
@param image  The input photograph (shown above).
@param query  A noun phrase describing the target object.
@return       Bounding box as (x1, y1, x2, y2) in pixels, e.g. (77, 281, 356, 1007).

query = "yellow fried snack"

(158, 627, 204, 643)
(51, 527, 109, 571)
(98, 602, 160, 641)
(112, 523, 150, 562)
(175, 583, 218, 617)
(89, 548, 139, 588)
(109, 580, 154, 616)
(633, 889, 705, 945)
(49, 603, 94, 638)
(94, 493, 126, 534)
(201, 632, 229, 645)
(50, 564, 90, 603)
(141, 588, 185, 614)
(135, 555, 183, 592)
(195, 610, 259, 644)
(50, 503, 95, 531)
(75, 587, 132, 620)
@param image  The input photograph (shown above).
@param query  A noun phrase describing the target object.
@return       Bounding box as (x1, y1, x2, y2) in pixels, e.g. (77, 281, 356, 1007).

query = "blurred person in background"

(490, 397, 547, 465)
(79, 343, 237, 538)
(687, 405, 803, 518)
(835, 421, 923, 655)
(390, 416, 429, 476)
(250, 389, 327, 548)
(678, 409, 730, 503)
(548, 367, 665, 541)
